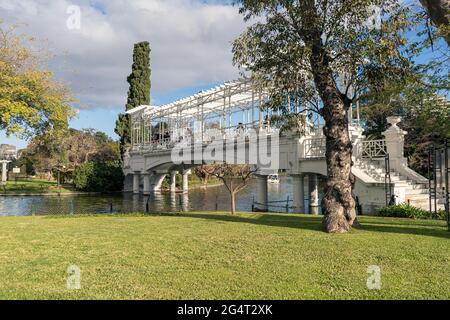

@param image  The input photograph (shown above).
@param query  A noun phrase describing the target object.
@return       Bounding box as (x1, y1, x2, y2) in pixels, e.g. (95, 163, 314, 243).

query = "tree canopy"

(0, 23, 75, 139)
(233, 0, 422, 111)
(20, 128, 121, 175)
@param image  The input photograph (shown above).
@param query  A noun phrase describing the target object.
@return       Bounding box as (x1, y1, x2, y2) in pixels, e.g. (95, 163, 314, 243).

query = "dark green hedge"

(73, 161, 124, 192)
(378, 203, 446, 220)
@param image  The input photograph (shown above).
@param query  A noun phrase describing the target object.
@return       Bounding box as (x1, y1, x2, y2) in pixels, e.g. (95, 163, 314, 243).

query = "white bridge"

(124, 79, 439, 214)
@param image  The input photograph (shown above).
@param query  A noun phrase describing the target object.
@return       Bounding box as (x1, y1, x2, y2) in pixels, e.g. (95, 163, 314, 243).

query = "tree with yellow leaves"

(0, 22, 75, 139)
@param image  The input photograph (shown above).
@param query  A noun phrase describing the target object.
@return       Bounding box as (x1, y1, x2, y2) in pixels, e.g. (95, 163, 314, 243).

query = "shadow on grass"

(359, 221, 450, 239)
(359, 218, 447, 228)
(165, 212, 450, 239)
(175, 212, 324, 232)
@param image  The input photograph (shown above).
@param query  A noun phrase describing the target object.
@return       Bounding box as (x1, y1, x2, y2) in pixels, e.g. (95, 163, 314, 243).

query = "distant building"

(0, 144, 17, 160)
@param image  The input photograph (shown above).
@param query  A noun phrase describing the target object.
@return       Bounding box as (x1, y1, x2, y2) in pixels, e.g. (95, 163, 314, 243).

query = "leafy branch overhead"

(233, 0, 443, 113)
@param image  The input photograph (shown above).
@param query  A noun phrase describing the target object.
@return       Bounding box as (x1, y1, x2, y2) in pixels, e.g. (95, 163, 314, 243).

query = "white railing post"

(383, 116, 408, 171)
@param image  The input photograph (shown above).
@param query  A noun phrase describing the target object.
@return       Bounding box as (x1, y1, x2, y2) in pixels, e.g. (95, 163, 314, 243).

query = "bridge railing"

(303, 137, 326, 159)
(302, 137, 389, 160)
(133, 138, 175, 152)
(132, 126, 282, 153)
(360, 139, 387, 159)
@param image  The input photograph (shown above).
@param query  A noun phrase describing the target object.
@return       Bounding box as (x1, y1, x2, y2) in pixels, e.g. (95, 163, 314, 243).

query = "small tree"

(194, 165, 212, 186)
(204, 164, 256, 215)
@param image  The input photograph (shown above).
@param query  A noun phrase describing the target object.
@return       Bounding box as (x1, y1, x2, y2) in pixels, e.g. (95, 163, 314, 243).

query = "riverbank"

(0, 192, 102, 196)
(0, 176, 221, 196)
(0, 212, 448, 299)
(160, 176, 222, 192)
(0, 179, 76, 195)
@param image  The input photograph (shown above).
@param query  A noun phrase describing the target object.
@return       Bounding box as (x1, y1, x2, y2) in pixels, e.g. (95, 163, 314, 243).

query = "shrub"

(73, 161, 124, 192)
(378, 203, 444, 220)
(431, 209, 447, 221)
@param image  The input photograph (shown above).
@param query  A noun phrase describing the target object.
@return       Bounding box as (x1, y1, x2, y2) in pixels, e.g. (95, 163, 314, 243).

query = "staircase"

(354, 158, 445, 211)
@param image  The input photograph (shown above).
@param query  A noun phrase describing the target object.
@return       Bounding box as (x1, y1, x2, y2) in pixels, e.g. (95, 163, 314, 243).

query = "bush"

(73, 161, 124, 192)
(431, 209, 448, 221)
(378, 203, 445, 220)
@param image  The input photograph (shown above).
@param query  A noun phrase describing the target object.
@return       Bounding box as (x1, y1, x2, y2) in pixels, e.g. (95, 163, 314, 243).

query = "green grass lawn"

(0, 212, 448, 300)
(0, 179, 76, 194)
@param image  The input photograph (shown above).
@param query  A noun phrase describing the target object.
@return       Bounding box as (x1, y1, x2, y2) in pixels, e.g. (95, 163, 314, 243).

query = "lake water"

(0, 176, 323, 216)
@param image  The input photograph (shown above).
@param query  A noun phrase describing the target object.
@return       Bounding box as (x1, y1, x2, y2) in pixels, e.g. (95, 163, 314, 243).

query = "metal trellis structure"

(428, 140, 449, 231)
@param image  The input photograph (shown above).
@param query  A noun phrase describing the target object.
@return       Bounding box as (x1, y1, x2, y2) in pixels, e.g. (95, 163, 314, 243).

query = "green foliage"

(361, 88, 449, 176)
(232, 0, 419, 114)
(126, 42, 151, 111)
(1, 179, 76, 194)
(73, 161, 124, 192)
(72, 162, 93, 191)
(419, 0, 450, 45)
(378, 203, 445, 220)
(356, 3, 449, 177)
(116, 41, 151, 157)
(232, 1, 448, 183)
(0, 23, 75, 138)
(115, 113, 131, 157)
(20, 129, 121, 175)
(18, 156, 35, 176)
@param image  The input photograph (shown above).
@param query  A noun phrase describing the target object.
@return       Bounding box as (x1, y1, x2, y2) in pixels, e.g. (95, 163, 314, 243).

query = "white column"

(170, 191, 177, 210)
(383, 116, 408, 172)
(1, 161, 8, 183)
(182, 193, 189, 212)
(292, 174, 305, 213)
(151, 173, 167, 192)
(133, 172, 140, 194)
(170, 171, 178, 192)
(256, 174, 269, 211)
(309, 174, 319, 215)
(143, 174, 151, 195)
(182, 169, 191, 193)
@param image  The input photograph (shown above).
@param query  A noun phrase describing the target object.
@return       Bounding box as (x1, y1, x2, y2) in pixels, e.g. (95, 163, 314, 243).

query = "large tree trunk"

(310, 40, 357, 233)
(419, 0, 450, 45)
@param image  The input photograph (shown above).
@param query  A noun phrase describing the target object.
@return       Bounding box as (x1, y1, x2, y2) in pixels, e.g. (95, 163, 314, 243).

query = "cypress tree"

(115, 41, 151, 157)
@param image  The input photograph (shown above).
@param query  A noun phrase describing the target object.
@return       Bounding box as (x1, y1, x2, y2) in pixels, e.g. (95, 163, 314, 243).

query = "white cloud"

(0, 0, 247, 109)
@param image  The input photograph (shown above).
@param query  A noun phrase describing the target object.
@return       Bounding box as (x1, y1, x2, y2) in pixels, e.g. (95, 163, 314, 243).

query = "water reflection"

(0, 176, 324, 216)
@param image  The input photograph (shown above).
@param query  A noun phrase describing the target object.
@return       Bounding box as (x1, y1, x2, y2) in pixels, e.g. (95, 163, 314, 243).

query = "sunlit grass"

(0, 212, 448, 300)
(0, 179, 76, 194)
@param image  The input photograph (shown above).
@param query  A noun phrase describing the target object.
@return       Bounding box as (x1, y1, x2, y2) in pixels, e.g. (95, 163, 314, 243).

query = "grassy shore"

(0, 179, 76, 194)
(0, 175, 219, 195)
(0, 212, 448, 300)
